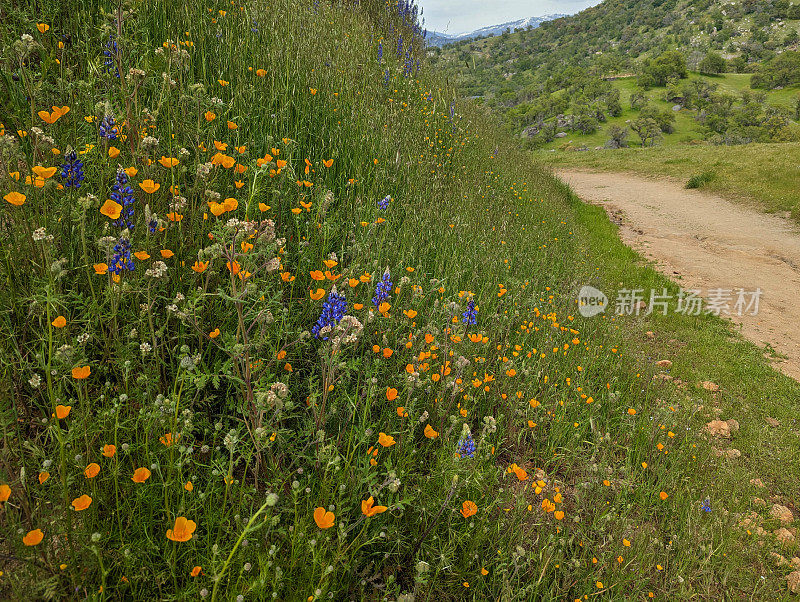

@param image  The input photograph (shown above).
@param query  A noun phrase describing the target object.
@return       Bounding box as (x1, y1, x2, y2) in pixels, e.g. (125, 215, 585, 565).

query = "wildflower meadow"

(1, 0, 795, 600)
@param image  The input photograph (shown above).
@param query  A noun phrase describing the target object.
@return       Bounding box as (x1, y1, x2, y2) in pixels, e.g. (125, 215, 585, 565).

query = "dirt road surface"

(556, 169, 800, 380)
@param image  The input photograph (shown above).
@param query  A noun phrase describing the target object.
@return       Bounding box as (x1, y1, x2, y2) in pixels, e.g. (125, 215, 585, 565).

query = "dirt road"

(556, 169, 800, 380)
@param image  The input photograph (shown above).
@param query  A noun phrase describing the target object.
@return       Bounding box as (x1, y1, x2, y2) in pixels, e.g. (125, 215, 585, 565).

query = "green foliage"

(685, 170, 716, 189)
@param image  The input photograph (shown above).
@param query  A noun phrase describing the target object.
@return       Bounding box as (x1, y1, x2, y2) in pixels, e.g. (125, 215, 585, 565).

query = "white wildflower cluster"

(32, 227, 54, 243)
(145, 261, 168, 278)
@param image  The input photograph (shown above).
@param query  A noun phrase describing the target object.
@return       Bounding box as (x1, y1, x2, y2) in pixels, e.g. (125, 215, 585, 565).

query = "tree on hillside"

(638, 50, 688, 88)
(606, 124, 629, 148)
(630, 117, 663, 146)
(699, 51, 727, 74)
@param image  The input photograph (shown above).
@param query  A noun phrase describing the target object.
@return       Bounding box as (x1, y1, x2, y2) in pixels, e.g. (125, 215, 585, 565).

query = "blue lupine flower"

(456, 434, 476, 459)
(377, 41, 383, 63)
(110, 168, 135, 230)
(397, 35, 403, 57)
(109, 236, 134, 275)
(372, 269, 393, 308)
(99, 114, 118, 140)
(700, 497, 712, 512)
(148, 218, 158, 234)
(102, 35, 120, 78)
(59, 150, 85, 189)
(384, 68, 390, 86)
(312, 289, 348, 339)
(378, 195, 390, 210)
(462, 298, 477, 325)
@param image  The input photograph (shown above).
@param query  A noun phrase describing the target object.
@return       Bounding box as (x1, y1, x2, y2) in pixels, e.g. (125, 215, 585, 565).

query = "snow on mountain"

(427, 14, 567, 47)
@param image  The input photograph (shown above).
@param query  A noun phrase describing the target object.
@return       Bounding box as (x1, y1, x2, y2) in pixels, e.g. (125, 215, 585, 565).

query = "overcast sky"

(420, 0, 602, 35)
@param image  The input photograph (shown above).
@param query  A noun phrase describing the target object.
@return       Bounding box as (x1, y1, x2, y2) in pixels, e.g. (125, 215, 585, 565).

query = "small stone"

(725, 419, 740, 433)
(772, 552, 789, 567)
(656, 359, 672, 368)
(700, 381, 719, 392)
(645, 331, 655, 339)
(753, 498, 767, 507)
(706, 420, 731, 438)
(775, 527, 795, 545)
(792, 558, 800, 569)
(787, 570, 800, 593)
(771, 504, 794, 525)
(766, 417, 780, 427)
(712, 448, 741, 459)
(751, 478, 765, 488)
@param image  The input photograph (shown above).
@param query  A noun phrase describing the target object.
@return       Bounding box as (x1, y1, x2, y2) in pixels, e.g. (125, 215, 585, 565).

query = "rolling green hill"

(434, 0, 800, 148)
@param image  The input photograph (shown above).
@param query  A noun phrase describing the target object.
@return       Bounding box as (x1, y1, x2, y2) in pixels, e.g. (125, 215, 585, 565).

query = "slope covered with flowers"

(0, 0, 783, 600)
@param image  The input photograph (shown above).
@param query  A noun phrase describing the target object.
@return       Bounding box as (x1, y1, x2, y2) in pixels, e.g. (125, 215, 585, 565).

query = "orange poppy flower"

(100, 199, 123, 219)
(139, 179, 160, 194)
(134, 251, 150, 261)
(51, 315, 66, 328)
(323, 159, 333, 168)
(55, 404, 71, 419)
(102, 444, 116, 458)
(361, 496, 388, 517)
(71, 494, 92, 511)
(158, 156, 179, 168)
(124, 166, 138, 177)
(0, 484, 10, 502)
(209, 328, 220, 339)
(131, 467, 151, 483)
(255, 69, 266, 77)
(460, 500, 478, 518)
(39, 471, 50, 484)
(185, 481, 194, 491)
(310, 288, 325, 301)
(160, 432, 177, 447)
(222, 197, 238, 212)
(377, 432, 395, 448)
(208, 201, 225, 216)
(108, 146, 120, 158)
(160, 249, 174, 258)
(23, 529, 44, 546)
(38, 110, 60, 124)
(204, 111, 216, 122)
(191, 260, 209, 273)
(424, 424, 439, 439)
(166, 516, 197, 542)
(71, 366, 90, 379)
(32, 166, 57, 179)
(309, 270, 325, 281)
(211, 152, 235, 168)
(84, 463, 100, 478)
(4, 191, 26, 206)
(190, 566, 203, 577)
(226, 121, 238, 130)
(660, 491, 669, 500)
(386, 388, 398, 401)
(93, 263, 109, 275)
(166, 212, 183, 222)
(404, 310, 417, 319)
(37, 23, 50, 33)
(313, 507, 335, 529)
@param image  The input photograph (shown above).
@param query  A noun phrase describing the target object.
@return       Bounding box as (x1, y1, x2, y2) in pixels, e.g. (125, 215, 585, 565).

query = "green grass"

(1, 0, 800, 600)
(541, 141, 800, 220)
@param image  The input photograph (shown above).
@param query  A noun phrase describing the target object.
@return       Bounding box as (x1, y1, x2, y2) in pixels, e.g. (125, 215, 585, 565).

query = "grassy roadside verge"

(562, 176, 800, 595)
(541, 143, 800, 221)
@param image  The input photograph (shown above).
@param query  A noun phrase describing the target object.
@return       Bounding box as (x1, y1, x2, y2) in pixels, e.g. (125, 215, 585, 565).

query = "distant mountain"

(427, 14, 568, 47)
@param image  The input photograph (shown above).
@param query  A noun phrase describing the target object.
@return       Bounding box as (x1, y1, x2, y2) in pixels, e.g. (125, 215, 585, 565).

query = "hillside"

(2, 0, 800, 600)
(434, 0, 800, 147)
